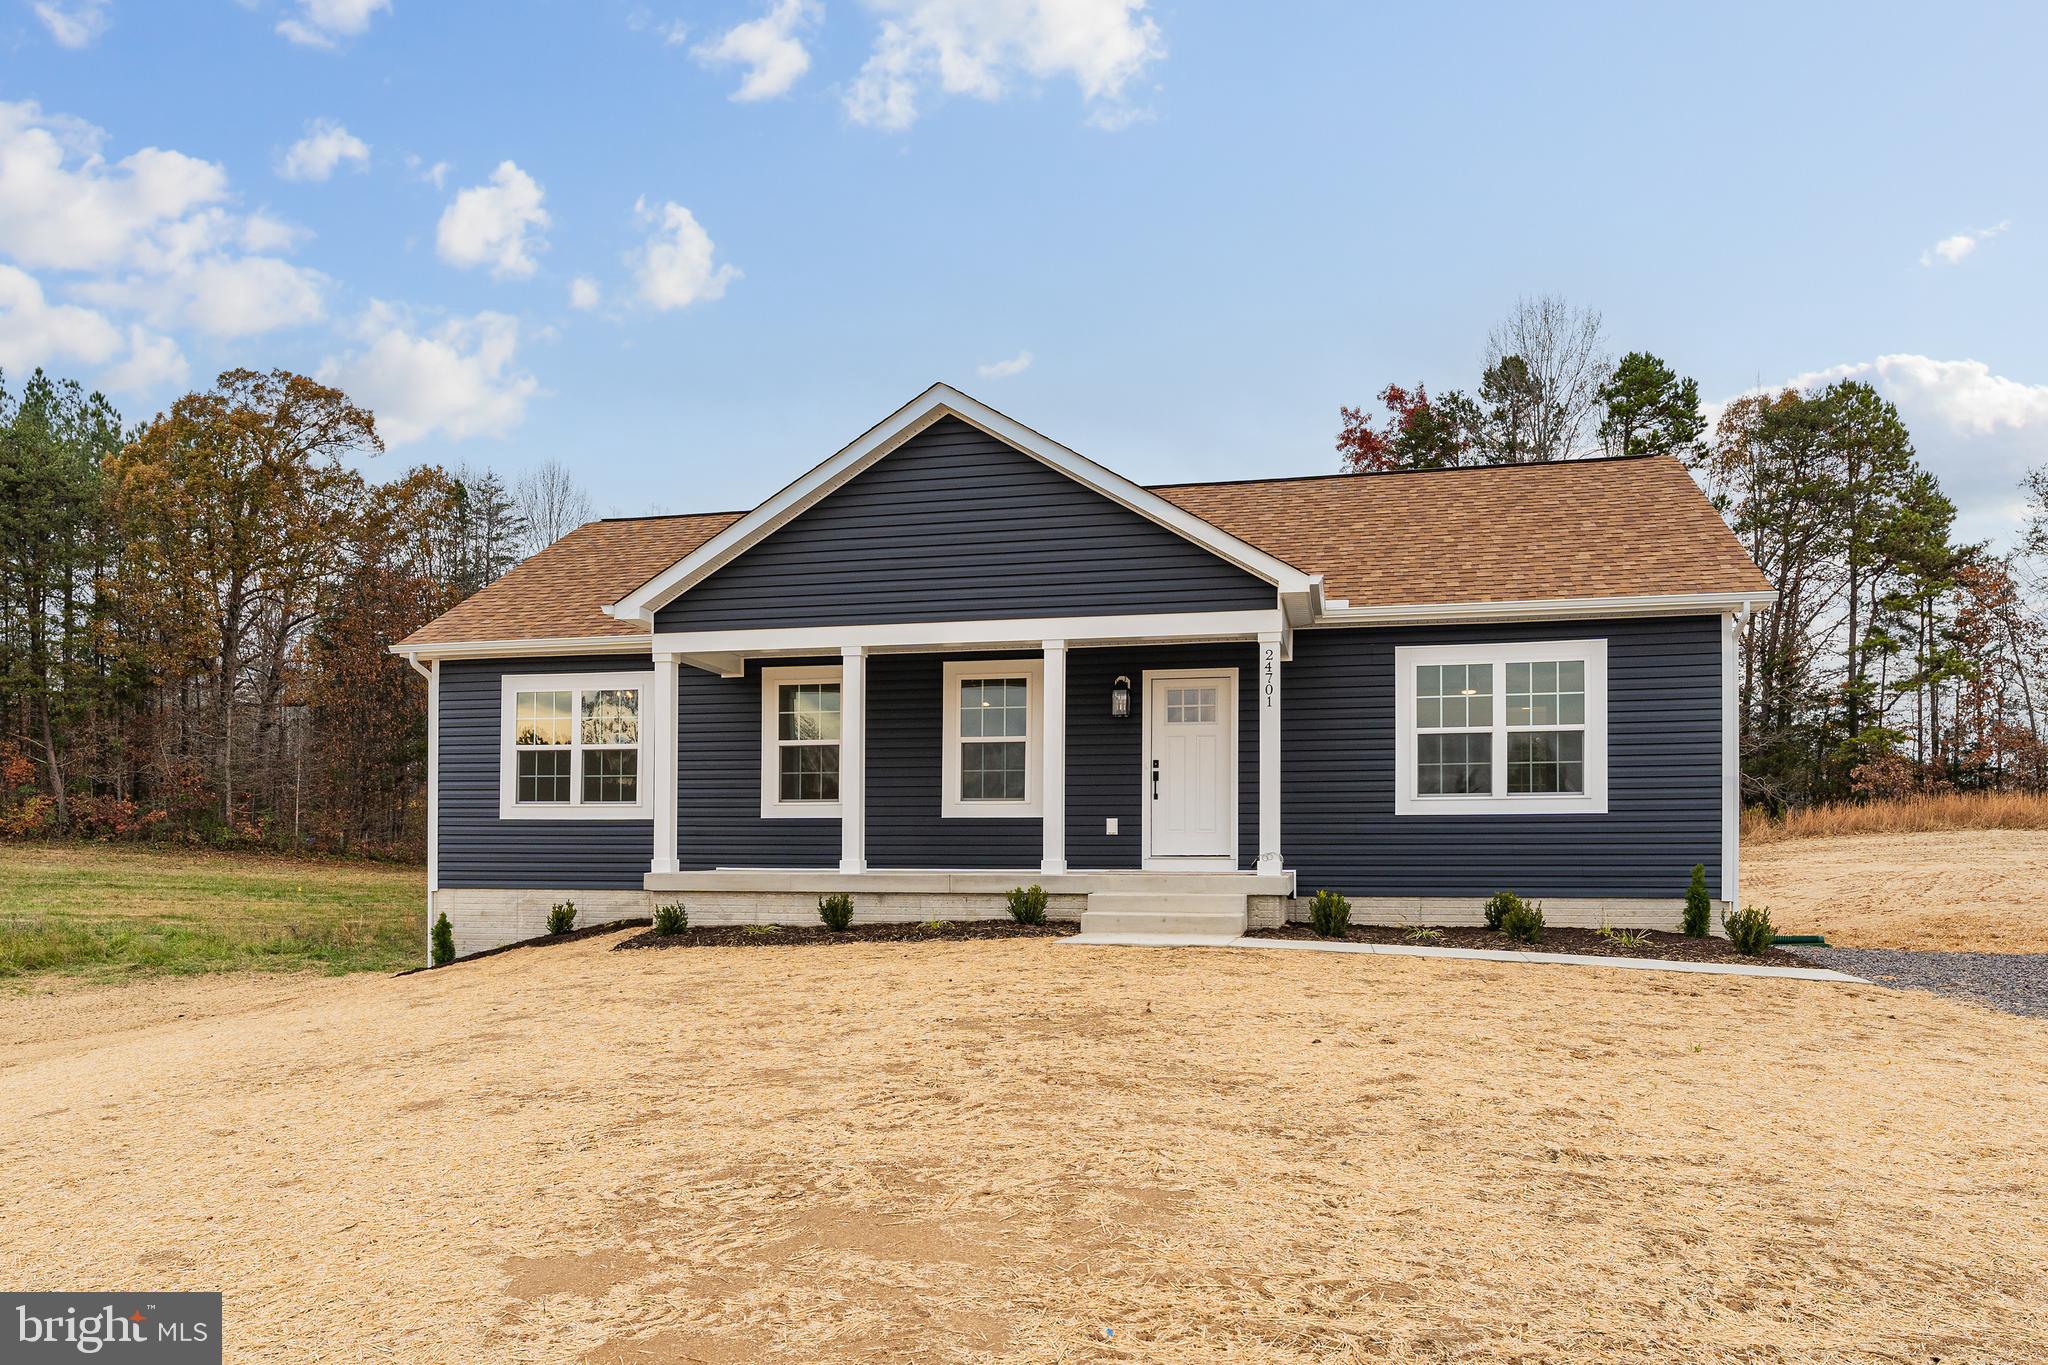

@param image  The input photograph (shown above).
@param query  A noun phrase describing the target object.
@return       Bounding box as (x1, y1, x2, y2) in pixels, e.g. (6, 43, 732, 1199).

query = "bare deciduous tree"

(1482, 295, 1613, 461)
(513, 459, 594, 558)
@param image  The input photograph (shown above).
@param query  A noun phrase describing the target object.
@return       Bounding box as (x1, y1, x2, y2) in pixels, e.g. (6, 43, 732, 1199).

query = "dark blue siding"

(677, 657, 840, 870)
(868, 653, 1040, 869)
(655, 416, 1274, 631)
(1066, 643, 1259, 871)
(1282, 616, 1724, 899)
(437, 655, 653, 889)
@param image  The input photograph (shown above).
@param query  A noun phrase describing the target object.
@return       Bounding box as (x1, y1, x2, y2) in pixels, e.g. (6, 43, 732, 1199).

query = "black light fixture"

(1109, 675, 1132, 719)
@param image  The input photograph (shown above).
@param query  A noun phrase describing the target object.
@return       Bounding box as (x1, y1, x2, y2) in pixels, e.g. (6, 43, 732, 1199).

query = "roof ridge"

(1150, 453, 1667, 493)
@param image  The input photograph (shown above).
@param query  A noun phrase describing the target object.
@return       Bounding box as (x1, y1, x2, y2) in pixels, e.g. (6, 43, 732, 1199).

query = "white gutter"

(388, 634, 652, 664)
(1307, 590, 1777, 628)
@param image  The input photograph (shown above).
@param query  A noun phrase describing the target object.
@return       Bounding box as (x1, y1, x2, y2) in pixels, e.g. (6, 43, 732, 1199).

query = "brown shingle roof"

(399, 454, 1768, 648)
(1153, 455, 1770, 607)
(397, 510, 742, 646)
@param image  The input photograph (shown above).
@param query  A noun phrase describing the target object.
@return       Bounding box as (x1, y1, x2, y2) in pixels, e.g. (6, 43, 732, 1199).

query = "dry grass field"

(2, 930, 2043, 1363)
(1745, 828, 2048, 952)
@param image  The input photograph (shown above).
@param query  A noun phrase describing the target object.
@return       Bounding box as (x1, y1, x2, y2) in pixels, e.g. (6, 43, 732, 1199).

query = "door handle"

(1151, 758, 1159, 800)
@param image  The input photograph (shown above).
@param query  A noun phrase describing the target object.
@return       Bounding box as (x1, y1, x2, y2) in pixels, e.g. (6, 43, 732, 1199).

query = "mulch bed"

(1248, 922, 1810, 966)
(396, 917, 653, 974)
(614, 920, 1079, 950)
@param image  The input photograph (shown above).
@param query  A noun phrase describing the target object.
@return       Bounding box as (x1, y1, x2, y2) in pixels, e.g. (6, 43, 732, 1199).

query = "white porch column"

(1256, 631, 1283, 873)
(1040, 640, 1067, 874)
(650, 650, 680, 875)
(839, 645, 866, 873)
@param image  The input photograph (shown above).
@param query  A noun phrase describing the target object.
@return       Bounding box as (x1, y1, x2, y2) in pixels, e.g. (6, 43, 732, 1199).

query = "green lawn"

(0, 843, 424, 981)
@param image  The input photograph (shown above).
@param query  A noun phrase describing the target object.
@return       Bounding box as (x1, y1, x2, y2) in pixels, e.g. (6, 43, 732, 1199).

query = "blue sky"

(3, 0, 2044, 544)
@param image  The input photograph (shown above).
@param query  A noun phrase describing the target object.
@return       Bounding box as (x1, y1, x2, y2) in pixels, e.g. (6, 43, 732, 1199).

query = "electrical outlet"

(1105, 817, 1118, 835)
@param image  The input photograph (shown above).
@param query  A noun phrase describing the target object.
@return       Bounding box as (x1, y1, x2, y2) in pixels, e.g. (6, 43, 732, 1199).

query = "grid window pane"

(960, 741, 1027, 801)
(959, 679, 1027, 739)
(1417, 730, 1490, 796)
(581, 748, 639, 803)
(778, 684, 841, 742)
(779, 742, 840, 803)
(1507, 659, 1585, 732)
(1417, 663, 1493, 730)
(515, 690, 572, 746)
(1165, 686, 1218, 723)
(517, 749, 570, 803)
(1507, 729, 1584, 794)
(581, 689, 639, 746)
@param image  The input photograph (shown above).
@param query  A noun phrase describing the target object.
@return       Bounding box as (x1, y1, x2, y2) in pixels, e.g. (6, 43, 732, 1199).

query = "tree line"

(1339, 296, 2048, 809)
(0, 366, 592, 854)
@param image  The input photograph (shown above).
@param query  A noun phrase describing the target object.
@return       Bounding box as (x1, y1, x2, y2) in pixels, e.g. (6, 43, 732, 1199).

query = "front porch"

(640, 612, 1297, 934)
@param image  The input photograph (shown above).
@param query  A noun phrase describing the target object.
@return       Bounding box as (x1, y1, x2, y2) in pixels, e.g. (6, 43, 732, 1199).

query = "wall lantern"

(1110, 675, 1132, 719)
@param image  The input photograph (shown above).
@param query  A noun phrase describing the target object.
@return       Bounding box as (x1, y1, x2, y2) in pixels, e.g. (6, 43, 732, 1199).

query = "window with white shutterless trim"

(1393, 640, 1607, 815)
(760, 665, 843, 818)
(497, 671, 653, 820)
(940, 659, 1044, 818)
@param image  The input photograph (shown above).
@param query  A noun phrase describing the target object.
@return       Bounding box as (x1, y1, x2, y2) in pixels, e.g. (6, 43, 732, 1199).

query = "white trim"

(650, 653, 680, 875)
(391, 634, 650, 663)
(1722, 611, 1742, 916)
(939, 658, 1045, 819)
(759, 663, 845, 820)
(424, 658, 439, 962)
(839, 647, 866, 872)
(1040, 643, 1067, 874)
(497, 670, 655, 821)
(607, 382, 1314, 623)
(1256, 632, 1282, 873)
(1311, 590, 1776, 628)
(1392, 639, 1609, 816)
(1140, 667, 1239, 870)
(656, 608, 1283, 659)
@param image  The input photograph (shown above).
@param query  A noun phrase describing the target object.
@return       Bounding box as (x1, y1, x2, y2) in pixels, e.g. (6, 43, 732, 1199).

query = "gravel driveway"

(1788, 946, 2048, 1019)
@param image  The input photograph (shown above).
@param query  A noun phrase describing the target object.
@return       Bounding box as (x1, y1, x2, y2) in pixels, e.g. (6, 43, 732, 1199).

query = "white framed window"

(497, 671, 653, 821)
(940, 659, 1044, 818)
(760, 665, 844, 819)
(1393, 639, 1607, 815)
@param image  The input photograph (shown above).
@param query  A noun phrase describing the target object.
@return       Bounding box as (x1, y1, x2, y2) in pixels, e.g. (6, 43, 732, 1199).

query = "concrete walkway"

(1061, 932, 1867, 984)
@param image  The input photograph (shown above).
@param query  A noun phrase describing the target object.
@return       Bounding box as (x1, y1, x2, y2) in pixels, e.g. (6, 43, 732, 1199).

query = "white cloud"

(317, 303, 539, 446)
(404, 154, 449, 189)
(99, 324, 189, 393)
(1920, 221, 2008, 267)
(846, 0, 1165, 131)
(568, 276, 601, 310)
(694, 0, 817, 101)
(34, 0, 111, 48)
(1714, 354, 2048, 548)
(627, 9, 690, 46)
(629, 198, 740, 310)
(0, 100, 326, 344)
(436, 161, 549, 280)
(976, 348, 1032, 378)
(0, 263, 123, 370)
(276, 0, 391, 49)
(278, 118, 370, 182)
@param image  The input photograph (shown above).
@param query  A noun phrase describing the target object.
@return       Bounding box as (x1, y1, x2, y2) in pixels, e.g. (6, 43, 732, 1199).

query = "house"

(393, 383, 1775, 957)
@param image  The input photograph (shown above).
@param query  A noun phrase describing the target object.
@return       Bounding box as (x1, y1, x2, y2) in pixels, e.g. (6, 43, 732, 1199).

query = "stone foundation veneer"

(432, 887, 1088, 957)
(1277, 896, 1731, 935)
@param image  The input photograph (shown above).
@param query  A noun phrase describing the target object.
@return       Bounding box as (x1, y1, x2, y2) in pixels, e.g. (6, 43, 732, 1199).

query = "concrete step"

(1079, 891, 1248, 938)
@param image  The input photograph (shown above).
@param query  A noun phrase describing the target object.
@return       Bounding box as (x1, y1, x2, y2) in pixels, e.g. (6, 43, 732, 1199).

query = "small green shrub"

(1595, 923, 1650, 949)
(653, 901, 688, 936)
(818, 892, 854, 932)
(1499, 900, 1545, 943)
(742, 923, 780, 937)
(1483, 890, 1525, 933)
(546, 900, 577, 935)
(431, 911, 455, 966)
(1309, 888, 1351, 938)
(1683, 863, 1712, 938)
(1402, 925, 1444, 944)
(1005, 884, 1048, 926)
(1725, 904, 1776, 956)
(919, 919, 951, 932)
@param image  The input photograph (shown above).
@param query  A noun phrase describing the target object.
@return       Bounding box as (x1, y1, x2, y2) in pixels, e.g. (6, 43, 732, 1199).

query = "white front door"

(1146, 672, 1234, 864)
